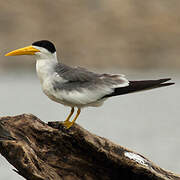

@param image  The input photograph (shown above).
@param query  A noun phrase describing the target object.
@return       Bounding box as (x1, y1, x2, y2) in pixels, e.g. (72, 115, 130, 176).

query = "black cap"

(32, 40, 56, 53)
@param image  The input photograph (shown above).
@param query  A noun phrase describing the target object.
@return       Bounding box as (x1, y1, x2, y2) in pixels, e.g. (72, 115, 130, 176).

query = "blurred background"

(0, 0, 180, 179)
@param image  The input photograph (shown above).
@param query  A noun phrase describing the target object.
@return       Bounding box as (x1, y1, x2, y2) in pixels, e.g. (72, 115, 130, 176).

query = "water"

(0, 69, 179, 179)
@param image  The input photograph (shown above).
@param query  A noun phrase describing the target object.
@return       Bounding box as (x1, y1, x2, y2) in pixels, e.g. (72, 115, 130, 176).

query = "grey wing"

(52, 63, 129, 105)
(54, 63, 129, 90)
(55, 63, 98, 81)
(54, 64, 101, 90)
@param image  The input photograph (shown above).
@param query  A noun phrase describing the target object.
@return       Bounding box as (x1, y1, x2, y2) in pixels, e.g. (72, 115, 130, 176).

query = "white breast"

(36, 59, 69, 105)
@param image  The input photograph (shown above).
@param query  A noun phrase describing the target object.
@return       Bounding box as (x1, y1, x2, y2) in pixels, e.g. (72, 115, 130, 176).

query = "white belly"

(42, 81, 106, 108)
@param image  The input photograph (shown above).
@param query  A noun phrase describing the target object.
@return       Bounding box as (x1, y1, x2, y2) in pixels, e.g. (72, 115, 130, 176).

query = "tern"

(5, 40, 174, 129)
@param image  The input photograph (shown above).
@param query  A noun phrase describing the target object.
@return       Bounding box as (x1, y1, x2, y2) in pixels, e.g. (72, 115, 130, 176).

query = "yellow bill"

(5, 46, 40, 56)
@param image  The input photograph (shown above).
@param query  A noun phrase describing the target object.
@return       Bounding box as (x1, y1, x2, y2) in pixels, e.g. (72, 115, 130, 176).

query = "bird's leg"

(64, 107, 74, 122)
(71, 108, 81, 124)
(63, 107, 75, 128)
(64, 108, 81, 129)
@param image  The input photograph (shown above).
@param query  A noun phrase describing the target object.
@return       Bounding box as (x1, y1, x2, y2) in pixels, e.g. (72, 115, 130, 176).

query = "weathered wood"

(0, 114, 179, 180)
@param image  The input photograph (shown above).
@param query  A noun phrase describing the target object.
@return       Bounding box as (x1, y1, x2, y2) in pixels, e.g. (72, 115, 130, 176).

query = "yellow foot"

(63, 121, 74, 129)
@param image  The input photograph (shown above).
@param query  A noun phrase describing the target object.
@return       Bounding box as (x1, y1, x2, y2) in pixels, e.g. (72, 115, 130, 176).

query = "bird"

(5, 40, 174, 129)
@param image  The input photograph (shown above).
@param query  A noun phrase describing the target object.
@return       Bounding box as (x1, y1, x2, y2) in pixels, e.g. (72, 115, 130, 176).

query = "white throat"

(35, 52, 58, 84)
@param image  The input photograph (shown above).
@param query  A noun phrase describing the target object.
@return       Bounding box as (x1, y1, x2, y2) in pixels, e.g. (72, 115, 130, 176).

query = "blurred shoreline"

(1, 0, 180, 69)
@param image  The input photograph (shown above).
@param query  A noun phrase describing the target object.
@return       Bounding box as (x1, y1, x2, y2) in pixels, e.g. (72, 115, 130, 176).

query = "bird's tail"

(104, 78, 174, 98)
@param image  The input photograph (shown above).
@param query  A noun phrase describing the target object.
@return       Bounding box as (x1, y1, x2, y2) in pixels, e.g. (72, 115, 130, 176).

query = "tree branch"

(0, 114, 179, 180)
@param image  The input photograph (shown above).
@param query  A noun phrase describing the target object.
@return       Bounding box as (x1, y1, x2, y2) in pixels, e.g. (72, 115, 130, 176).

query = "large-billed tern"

(5, 40, 174, 129)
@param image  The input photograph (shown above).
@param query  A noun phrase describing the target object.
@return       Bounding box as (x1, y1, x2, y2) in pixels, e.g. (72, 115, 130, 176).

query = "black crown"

(32, 40, 56, 53)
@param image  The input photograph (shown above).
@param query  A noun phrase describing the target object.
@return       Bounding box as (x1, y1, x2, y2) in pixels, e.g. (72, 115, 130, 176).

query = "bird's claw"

(63, 121, 73, 129)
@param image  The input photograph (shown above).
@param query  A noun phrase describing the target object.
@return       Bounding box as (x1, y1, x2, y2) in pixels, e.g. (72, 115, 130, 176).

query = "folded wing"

(103, 78, 174, 98)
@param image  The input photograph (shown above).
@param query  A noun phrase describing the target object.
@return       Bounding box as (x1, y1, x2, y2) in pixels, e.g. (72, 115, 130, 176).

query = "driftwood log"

(0, 114, 179, 180)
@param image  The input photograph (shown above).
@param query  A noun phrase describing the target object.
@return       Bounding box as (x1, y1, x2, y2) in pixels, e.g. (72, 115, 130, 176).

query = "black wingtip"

(158, 78, 172, 83)
(159, 82, 175, 87)
(158, 78, 175, 87)
(102, 78, 175, 98)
